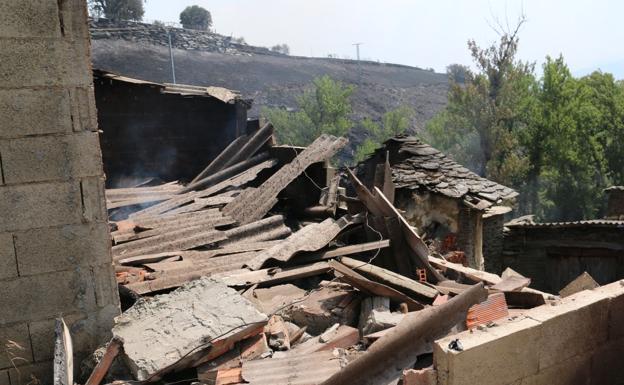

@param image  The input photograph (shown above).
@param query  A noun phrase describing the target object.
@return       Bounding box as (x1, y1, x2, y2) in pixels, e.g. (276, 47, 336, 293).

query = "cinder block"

(0, 323, 33, 369)
(81, 177, 107, 222)
(590, 337, 624, 385)
(0, 233, 18, 280)
(593, 280, 624, 340)
(7, 360, 52, 385)
(29, 313, 89, 362)
(516, 353, 591, 385)
(0, 132, 103, 184)
(0, 182, 82, 232)
(0, 38, 90, 88)
(91, 264, 119, 309)
(433, 317, 542, 385)
(0, 2, 61, 38)
(69, 87, 99, 132)
(0, 89, 72, 139)
(526, 290, 609, 370)
(0, 370, 8, 385)
(0, 269, 98, 324)
(57, 0, 91, 42)
(14, 223, 112, 276)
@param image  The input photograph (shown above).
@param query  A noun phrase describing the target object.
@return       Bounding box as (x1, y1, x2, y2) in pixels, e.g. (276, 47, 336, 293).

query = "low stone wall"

(433, 281, 624, 385)
(90, 18, 283, 56)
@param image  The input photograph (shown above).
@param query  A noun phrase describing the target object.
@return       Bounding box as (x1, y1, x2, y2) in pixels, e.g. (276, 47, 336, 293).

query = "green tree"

(354, 106, 414, 162)
(262, 75, 355, 146)
(89, 0, 145, 21)
(179, 5, 212, 30)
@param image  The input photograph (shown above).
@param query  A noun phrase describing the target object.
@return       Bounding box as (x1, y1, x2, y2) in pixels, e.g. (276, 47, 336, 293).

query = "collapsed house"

(93, 69, 252, 186)
(2, 2, 624, 385)
(358, 136, 517, 271)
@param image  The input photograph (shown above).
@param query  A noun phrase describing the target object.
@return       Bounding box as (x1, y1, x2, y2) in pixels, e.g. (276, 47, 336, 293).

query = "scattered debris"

(559, 271, 600, 297)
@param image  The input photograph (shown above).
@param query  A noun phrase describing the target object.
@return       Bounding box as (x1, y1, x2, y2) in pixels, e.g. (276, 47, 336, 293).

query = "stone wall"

(482, 214, 505, 273)
(0, 1, 120, 384)
(90, 18, 282, 57)
(434, 281, 624, 385)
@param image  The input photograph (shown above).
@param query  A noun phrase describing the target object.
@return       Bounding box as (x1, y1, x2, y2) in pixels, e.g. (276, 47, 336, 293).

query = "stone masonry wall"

(0, 1, 120, 384)
(434, 281, 624, 385)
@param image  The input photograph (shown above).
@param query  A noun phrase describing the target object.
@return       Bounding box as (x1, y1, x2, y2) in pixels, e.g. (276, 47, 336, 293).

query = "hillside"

(89, 20, 449, 149)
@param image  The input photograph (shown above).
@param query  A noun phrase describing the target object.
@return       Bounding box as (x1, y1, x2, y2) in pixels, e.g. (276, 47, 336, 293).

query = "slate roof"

(363, 135, 518, 210)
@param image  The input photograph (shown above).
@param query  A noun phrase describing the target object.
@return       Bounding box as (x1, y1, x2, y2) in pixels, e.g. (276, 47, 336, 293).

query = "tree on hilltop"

(179, 5, 212, 30)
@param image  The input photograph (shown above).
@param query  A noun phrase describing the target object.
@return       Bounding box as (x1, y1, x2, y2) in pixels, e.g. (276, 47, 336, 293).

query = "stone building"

(93, 70, 251, 186)
(0, 1, 119, 384)
(359, 135, 517, 270)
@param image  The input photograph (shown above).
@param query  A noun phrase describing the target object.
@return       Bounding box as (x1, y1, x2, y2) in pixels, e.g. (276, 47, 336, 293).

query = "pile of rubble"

(72, 127, 555, 385)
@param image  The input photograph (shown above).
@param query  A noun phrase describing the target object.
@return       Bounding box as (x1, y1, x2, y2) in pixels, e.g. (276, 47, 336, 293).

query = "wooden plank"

(223, 135, 348, 224)
(328, 260, 423, 311)
(428, 256, 502, 285)
(85, 340, 121, 385)
(372, 187, 444, 282)
(346, 168, 385, 217)
(339, 257, 438, 299)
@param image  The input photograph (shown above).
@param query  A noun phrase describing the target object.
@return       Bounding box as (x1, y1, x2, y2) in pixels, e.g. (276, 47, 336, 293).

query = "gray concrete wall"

(434, 281, 624, 385)
(0, 1, 120, 384)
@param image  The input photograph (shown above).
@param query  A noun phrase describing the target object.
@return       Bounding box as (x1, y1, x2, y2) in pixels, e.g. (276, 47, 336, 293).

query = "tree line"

(424, 20, 624, 221)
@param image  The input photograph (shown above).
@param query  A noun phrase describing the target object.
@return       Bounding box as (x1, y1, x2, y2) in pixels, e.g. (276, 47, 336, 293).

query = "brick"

(0, 2, 61, 38)
(515, 353, 591, 385)
(14, 223, 111, 276)
(0, 133, 103, 184)
(526, 290, 609, 370)
(434, 317, 541, 385)
(0, 38, 90, 89)
(81, 177, 107, 222)
(0, 270, 98, 324)
(590, 337, 624, 385)
(7, 360, 52, 385)
(0, 89, 72, 139)
(0, 182, 82, 232)
(0, 323, 33, 369)
(0, 233, 18, 280)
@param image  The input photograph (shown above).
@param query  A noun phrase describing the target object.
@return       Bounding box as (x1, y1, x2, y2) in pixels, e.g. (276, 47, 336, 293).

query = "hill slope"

(90, 21, 448, 149)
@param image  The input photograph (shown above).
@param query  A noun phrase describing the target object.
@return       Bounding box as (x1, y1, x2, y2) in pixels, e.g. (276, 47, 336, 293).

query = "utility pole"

(352, 42, 363, 61)
(167, 27, 176, 84)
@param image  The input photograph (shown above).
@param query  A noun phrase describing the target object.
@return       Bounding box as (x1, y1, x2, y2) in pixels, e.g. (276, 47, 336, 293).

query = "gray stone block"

(0, 182, 82, 232)
(0, 132, 103, 184)
(0, 269, 98, 324)
(0, 89, 72, 139)
(14, 223, 111, 276)
(0, 38, 90, 88)
(0, 2, 61, 38)
(0, 233, 17, 280)
(81, 177, 107, 222)
(0, 323, 33, 369)
(113, 277, 267, 380)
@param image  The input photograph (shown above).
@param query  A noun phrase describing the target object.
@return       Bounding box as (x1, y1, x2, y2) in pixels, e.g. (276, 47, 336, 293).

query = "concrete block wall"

(0, 1, 120, 384)
(434, 281, 624, 385)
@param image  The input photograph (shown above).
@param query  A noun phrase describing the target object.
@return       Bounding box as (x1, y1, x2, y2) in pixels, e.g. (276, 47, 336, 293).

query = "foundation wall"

(434, 281, 624, 385)
(0, 1, 120, 384)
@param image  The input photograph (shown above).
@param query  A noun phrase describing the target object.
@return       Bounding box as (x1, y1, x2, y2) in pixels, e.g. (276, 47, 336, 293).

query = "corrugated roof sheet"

(241, 350, 345, 385)
(93, 69, 251, 106)
(505, 219, 624, 229)
(366, 135, 518, 209)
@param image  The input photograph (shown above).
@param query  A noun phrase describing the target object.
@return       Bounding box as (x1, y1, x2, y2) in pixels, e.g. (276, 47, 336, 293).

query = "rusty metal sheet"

(223, 135, 348, 224)
(241, 350, 345, 385)
(246, 215, 353, 270)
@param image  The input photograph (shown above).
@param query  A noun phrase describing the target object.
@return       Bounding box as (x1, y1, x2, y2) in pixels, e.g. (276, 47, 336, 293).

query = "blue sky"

(144, 0, 624, 79)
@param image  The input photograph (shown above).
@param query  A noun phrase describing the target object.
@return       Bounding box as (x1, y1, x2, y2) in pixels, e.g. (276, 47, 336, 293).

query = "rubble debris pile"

(85, 130, 559, 385)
